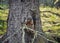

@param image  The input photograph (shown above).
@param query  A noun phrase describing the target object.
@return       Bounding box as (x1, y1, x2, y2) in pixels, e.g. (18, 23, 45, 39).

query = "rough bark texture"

(3, 0, 48, 43)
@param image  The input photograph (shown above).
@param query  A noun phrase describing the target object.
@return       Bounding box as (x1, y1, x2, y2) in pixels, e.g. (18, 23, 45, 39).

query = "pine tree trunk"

(3, 0, 48, 43)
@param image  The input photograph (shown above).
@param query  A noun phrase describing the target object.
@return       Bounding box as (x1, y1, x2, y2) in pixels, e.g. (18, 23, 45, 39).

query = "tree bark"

(3, 0, 48, 43)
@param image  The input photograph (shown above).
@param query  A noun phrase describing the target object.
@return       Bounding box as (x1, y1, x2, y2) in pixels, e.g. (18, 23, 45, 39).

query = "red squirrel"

(25, 18, 34, 29)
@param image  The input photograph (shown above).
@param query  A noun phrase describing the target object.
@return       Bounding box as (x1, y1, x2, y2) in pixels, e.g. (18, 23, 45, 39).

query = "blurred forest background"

(0, 0, 60, 43)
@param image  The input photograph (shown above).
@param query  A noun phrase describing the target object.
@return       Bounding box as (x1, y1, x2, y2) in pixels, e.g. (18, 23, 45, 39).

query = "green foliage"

(40, 6, 60, 37)
(40, 6, 60, 43)
(0, 4, 8, 35)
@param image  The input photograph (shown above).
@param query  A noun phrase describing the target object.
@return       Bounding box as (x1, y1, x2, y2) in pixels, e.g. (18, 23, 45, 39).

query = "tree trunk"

(3, 0, 48, 43)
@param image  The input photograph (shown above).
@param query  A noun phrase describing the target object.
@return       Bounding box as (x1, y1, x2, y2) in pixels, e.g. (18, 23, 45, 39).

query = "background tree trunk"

(4, 0, 48, 43)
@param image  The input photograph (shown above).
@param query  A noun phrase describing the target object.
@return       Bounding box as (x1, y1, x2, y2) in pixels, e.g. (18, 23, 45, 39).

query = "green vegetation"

(0, 4, 8, 35)
(39, 6, 60, 43)
(40, 6, 60, 37)
(40, 6, 60, 43)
